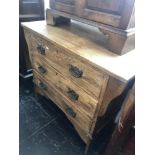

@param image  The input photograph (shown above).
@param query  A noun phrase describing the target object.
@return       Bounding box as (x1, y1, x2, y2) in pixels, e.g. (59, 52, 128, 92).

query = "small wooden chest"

(22, 21, 135, 154)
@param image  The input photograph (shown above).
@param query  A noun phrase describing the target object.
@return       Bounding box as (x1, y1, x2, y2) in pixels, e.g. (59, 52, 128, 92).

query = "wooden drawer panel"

(33, 71, 93, 133)
(32, 56, 98, 119)
(30, 32, 107, 99)
(87, 0, 124, 14)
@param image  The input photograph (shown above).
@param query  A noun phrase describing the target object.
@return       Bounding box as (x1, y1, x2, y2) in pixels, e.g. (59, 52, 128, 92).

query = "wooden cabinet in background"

(22, 21, 135, 154)
(50, 0, 135, 29)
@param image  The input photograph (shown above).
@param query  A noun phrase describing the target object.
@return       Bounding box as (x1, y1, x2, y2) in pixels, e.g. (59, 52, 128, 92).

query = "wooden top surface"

(22, 21, 135, 82)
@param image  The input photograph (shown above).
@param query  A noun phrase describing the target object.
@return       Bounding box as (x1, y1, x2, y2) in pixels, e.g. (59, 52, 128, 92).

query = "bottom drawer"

(33, 71, 93, 136)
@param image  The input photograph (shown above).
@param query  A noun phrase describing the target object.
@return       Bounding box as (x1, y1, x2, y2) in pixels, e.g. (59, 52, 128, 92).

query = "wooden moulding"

(46, 8, 135, 55)
(99, 28, 135, 55)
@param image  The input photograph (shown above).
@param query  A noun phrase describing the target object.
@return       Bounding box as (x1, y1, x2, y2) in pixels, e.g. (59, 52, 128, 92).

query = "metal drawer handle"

(67, 88, 79, 101)
(69, 65, 83, 78)
(39, 82, 47, 89)
(66, 107, 76, 118)
(37, 44, 45, 55)
(38, 66, 46, 74)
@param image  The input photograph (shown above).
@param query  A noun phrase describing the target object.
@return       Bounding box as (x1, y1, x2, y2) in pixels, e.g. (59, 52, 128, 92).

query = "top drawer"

(30, 32, 108, 99)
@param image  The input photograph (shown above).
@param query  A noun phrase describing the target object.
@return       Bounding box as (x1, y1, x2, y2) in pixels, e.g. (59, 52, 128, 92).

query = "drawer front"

(32, 56, 98, 119)
(30, 32, 107, 99)
(33, 71, 93, 133)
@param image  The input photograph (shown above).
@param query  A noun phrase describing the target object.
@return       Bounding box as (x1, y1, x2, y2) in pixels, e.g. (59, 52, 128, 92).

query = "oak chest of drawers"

(22, 21, 135, 154)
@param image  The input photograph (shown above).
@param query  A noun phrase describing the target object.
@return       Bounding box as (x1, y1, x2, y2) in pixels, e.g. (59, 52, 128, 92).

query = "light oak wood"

(33, 72, 92, 142)
(23, 21, 135, 154)
(23, 21, 135, 82)
(30, 33, 107, 99)
(32, 56, 100, 119)
(99, 77, 127, 117)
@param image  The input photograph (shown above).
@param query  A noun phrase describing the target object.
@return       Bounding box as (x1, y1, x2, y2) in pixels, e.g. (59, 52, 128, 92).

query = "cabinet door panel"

(50, 0, 76, 15)
(87, 0, 124, 14)
(83, 0, 125, 27)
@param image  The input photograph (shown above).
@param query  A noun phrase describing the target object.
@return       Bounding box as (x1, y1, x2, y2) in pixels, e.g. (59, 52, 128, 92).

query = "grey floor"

(19, 77, 113, 155)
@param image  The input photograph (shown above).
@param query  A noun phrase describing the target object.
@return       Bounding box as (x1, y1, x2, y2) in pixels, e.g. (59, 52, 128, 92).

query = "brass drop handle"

(38, 66, 46, 74)
(38, 82, 47, 89)
(67, 88, 79, 101)
(66, 107, 76, 118)
(69, 65, 83, 78)
(37, 44, 45, 55)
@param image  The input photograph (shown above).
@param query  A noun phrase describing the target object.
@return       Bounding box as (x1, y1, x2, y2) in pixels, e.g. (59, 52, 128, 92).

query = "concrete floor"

(19, 77, 113, 155)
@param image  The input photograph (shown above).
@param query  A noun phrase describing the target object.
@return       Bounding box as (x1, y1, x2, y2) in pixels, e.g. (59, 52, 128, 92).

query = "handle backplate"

(37, 44, 45, 55)
(39, 82, 47, 89)
(66, 107, 76, 118)
(69, 65, 83, 78)
(67, 88, 79, 101)
(38, 66, 46, 74)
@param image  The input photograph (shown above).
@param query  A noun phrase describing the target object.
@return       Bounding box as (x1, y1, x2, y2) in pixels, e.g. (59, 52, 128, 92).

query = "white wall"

(44, 0, 49, 9)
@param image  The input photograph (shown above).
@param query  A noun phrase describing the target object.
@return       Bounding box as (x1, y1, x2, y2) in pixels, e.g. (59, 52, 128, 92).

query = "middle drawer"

(32, 56, 98, 119)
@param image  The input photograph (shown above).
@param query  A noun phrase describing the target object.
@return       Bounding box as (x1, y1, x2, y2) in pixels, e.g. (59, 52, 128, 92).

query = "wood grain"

(98, 77, 127, 117)
(22, 21, 135, 82)
(23, 21, 135, 154)
(30, 31, 107, 99)
(33, 71, 93, 134)
(32, 56, 99, 119)
(46, 8, 134, 55)
(87, 0, 124, 13)
(99, 28, 135, 55)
